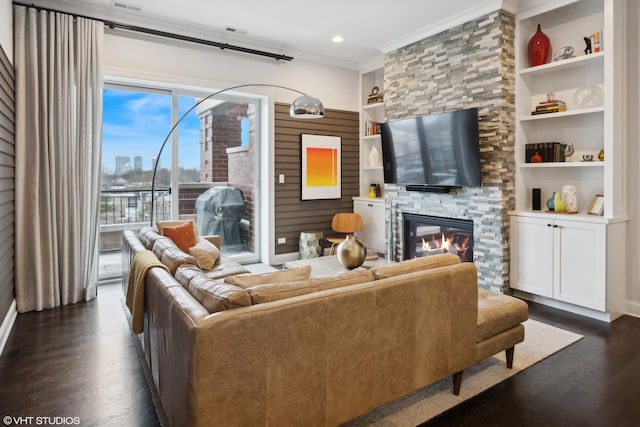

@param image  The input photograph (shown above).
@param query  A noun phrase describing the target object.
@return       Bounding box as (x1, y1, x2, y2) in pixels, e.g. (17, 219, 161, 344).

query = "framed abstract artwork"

(300, 134, 341, 200)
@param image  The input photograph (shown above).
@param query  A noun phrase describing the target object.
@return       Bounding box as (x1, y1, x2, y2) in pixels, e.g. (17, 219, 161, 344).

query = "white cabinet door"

(511, 215, 607, 311)
(554, 219, 606, 311)
(353, 199, 371, 243)
(353, 199, 385, 253)
(510, 216, 554, 297)
(367, 201, 385, 253)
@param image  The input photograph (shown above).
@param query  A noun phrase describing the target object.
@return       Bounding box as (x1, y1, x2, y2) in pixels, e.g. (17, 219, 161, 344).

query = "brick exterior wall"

(199, 103, 249, 182)
(227, 103, 256, 252)
(383, 10, 515, 292)
(228, 147, 255, 252)
(179, 186, 210, 217)
(197, 102, 256, 252)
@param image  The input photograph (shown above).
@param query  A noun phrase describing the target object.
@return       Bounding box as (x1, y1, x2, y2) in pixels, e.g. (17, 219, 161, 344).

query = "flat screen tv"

(380, 107, 481, 191)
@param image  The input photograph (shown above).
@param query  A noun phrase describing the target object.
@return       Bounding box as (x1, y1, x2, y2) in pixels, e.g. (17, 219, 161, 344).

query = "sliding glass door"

(99, 83, 261, 281)
(175, 92, 261, 262)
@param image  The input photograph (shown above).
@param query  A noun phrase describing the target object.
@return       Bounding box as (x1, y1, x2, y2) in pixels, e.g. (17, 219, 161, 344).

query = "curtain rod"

(13, 1, 294, 62)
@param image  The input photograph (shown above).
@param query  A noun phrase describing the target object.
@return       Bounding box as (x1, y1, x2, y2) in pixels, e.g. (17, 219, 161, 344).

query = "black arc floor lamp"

(149, 84, 324, 226)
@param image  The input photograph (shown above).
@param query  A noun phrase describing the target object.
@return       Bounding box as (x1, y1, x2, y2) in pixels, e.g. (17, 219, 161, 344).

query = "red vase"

(531, 151, 543, 163)
(528, 24, 551, 67)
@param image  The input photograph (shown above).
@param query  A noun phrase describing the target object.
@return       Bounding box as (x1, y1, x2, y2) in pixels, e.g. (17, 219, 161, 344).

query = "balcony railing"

(99, 184, 212, 253)
(99, 188, 171, 278)
(100, 188, 171, 225)
(98, 183, 253, 281)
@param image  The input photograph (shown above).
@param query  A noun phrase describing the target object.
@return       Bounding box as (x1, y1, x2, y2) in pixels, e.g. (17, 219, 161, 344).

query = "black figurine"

(583, 36, 592, 54)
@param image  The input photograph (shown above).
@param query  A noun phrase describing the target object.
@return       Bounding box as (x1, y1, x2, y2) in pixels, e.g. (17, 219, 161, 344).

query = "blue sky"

(102, 88, 201, 173)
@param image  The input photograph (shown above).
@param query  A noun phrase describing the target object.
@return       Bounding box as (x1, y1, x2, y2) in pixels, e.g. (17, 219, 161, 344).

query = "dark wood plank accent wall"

(0, 45, 15, 322)
(274, 102, 359, 255)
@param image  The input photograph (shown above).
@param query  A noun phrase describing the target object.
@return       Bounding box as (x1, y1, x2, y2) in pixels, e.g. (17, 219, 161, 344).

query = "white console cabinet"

(353, 198, 385, 254)
(510, 214, 605, 311)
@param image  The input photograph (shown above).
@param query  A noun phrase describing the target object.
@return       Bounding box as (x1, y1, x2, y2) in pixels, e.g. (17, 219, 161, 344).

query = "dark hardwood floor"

(1, 282, 639, 427)
(423, 303, 640, 427)
(0, 283, 161, 427)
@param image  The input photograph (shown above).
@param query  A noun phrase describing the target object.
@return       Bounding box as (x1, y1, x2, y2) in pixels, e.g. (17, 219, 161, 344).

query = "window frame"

(102, 79, 264, 263)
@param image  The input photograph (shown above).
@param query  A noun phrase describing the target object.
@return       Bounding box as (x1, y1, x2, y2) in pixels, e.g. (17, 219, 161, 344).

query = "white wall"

(103, 32, 359, 110)
(0, 0, 12, 63)
(626, 0, 640, 316)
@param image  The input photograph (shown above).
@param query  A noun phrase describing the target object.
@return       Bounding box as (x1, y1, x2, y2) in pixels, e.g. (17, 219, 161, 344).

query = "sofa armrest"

(122, 230, 146, 296)
(145, 268, 209, 426)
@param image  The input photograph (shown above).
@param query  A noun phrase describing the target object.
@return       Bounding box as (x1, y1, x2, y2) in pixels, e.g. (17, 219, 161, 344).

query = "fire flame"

(420, 233, 469, 258)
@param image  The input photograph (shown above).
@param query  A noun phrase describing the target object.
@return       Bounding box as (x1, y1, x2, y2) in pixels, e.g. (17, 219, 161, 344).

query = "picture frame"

(300, 134, 341, 200)
(587, 194, 604, 215)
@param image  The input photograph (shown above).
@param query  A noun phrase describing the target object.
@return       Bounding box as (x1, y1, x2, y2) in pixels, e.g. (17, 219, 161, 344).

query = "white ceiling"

(32, 0, 540, 70)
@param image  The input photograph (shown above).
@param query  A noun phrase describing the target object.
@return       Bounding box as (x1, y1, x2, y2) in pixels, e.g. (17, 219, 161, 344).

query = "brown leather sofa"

(122, 228, 528, 427)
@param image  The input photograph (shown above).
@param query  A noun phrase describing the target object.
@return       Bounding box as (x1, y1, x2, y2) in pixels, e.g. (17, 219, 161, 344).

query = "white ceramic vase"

(368, 146, 382, 167)
(561, 185, 578, 213)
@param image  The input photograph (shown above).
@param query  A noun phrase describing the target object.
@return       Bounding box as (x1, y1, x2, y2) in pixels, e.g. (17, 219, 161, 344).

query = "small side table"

(299, 231, 323, 259)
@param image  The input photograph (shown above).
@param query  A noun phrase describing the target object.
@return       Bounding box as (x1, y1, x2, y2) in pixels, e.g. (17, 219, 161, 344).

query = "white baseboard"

(511, 290, 619, 323)
(0, 299, 17, 356)
(513, 290, 640, 321)
(624, 299, 640, 318)
(269, 252, 302, 267)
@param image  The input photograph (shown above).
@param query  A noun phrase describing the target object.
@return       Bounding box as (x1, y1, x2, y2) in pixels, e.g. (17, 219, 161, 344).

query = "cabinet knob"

(547, 224, 552, 227)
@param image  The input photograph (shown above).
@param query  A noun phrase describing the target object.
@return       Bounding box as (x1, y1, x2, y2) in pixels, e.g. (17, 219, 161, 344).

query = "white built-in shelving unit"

(510, 0, 627, 321)
(359, 68, 385, 198)
(354, 67, 386, 254)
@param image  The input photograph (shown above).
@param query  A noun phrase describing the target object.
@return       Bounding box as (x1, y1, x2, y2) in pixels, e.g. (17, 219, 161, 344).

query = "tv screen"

(380, 108, 481, 188)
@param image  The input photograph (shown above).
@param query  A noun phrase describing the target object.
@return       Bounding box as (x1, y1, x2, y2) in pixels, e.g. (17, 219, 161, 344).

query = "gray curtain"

(14, 6, 104, 312)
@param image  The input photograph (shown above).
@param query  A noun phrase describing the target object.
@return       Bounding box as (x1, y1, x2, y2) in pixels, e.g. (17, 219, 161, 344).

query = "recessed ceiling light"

(331, 35, 344, 43)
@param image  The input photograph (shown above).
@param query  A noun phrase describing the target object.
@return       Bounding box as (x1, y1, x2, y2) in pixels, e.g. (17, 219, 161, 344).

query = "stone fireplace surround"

(385, 185, 509, 292)
(381, 10, 515, 293)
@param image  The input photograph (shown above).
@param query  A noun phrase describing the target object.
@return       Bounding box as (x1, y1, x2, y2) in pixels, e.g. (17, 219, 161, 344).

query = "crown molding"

(20, 0, 361, 70)
(376, 0, 515, 54)
(359, 55, 385, 74)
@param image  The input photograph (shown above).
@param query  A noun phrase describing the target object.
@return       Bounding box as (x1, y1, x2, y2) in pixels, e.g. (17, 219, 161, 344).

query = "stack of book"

(531, 99, 567, 115)
(367, 94, 383, 104)
(591, 30, 602, 53)
(364, 120, 380, 136)
(525, 142, 567, 163)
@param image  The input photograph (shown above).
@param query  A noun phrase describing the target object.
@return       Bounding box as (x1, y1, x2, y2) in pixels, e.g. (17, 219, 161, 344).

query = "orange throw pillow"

(162, 221, 197, 253)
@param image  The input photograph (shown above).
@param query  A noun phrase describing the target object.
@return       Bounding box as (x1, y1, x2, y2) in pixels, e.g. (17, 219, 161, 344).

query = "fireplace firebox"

(403, 213, 474, 262)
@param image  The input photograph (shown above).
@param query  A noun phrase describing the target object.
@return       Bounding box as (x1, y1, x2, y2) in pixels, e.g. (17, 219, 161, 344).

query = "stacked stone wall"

(383, 10, 515, 292)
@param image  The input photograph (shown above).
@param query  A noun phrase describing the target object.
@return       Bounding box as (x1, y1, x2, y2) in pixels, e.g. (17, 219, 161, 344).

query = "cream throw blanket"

(125, 250, 169, 334)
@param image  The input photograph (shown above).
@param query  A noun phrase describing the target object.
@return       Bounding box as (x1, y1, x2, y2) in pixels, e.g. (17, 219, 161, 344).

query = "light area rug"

(342, 319, 583, 426)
